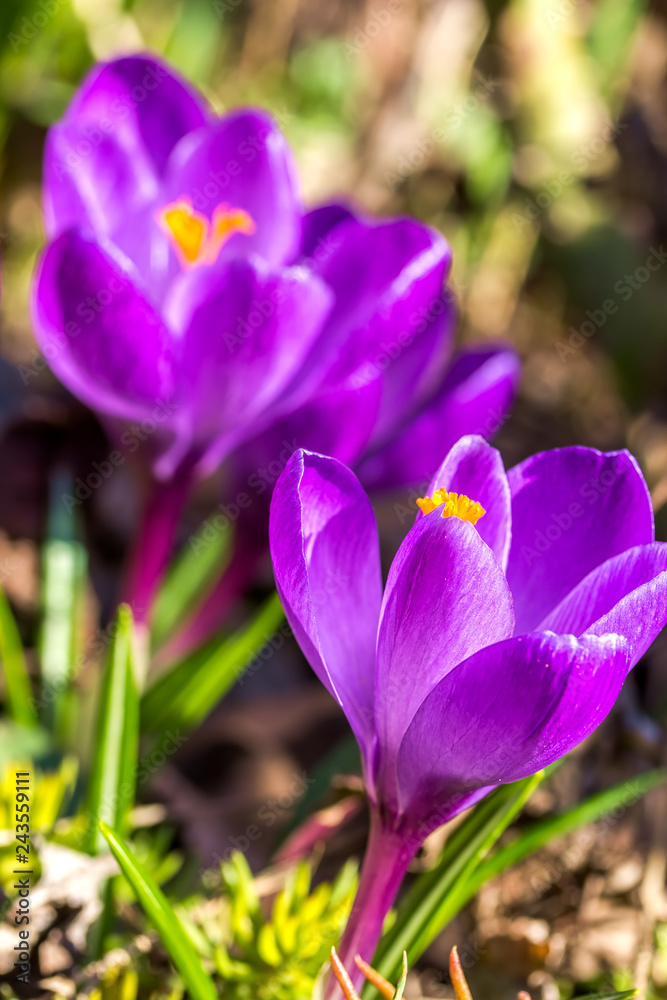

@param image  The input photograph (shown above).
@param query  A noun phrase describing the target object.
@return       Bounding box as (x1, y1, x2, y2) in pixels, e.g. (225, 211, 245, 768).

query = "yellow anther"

(416, 489, 486, 525)
(157, 199, 207, 266)
(157, 198, 255, 269)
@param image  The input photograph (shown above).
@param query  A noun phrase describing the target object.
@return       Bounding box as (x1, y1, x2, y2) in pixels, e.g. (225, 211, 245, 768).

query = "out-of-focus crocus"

(31, 55, 326, 616)
(269, 436, 667, 985)
(31, 54, 518, 623)
(165, 200, 518, 658)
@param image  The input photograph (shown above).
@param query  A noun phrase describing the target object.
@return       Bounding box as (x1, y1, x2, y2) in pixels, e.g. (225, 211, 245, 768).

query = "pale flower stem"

(327, 810, 417, 999)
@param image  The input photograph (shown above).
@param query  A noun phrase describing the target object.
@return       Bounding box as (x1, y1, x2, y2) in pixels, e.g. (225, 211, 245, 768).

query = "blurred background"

(0, 0, 667, 996)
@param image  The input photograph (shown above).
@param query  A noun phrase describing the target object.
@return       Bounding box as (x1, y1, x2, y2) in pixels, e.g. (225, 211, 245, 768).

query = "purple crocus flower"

(31, 55, 328, 616)
(32, 53, 518, 625)
(269, 435, 667, 982)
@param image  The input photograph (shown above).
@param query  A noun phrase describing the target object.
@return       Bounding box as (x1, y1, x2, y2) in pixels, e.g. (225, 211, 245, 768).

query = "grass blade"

(0, 585, 36, 727)
(370, 769, 663, 991)
(575, 992, 638, 1000)
(99, 820, 218, 1000)
(85, 604, 139, 855)
(150, 515, 233, 650)
(369, 772, 545, 987)
(456, 769, 665, 907)
(394, 952, 408, 1000)
(141, 590, 284, 735)
(39, 470, 88, 738)
(587, 0, 646, 101)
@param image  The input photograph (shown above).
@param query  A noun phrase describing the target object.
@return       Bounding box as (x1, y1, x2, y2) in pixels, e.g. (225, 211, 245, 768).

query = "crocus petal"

(45, 122, 159, 241)
(506, 448, 654, 633)
(420, 434, 511, 569)
(375, 511, 515, 783)
(301, 216, 451, 390)
(44, 54, 209, 239)
(394, 631, 630, 830)
(357, 345, 520, 491)
(300, 202, 357, 259)
(367, 301, 456, 449)
(162, 109, 302, 270)
(31, 229, 175, 422)
(539, 542, 667, 661)
(233, 375, 383, 483)
(171, 258, 332, 476)
(269, 451, 382, 759)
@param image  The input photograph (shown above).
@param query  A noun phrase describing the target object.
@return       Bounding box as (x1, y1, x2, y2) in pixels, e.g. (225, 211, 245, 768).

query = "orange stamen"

(157, 198, 255, 269)
(416, 489, 486, 525)
(156, 199, 208, 268)
(205, 204, 256, 262)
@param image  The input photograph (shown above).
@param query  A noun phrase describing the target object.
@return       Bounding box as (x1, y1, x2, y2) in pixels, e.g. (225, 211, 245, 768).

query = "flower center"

(157, 198, 255, 269)
(416, 489, 486, 524)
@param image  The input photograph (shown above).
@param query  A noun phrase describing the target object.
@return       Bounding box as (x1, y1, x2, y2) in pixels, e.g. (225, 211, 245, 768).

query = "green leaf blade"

(85, 604, 140, 855)
(370, 769, 663, 992)
(575, 991, 638, 1000)
(99, 820, 218, 1000)
(0, 585, 37, 728)
(142, 590, 285, 736)
(39, 471, 88, 737)
(463, 768, 666, 904)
